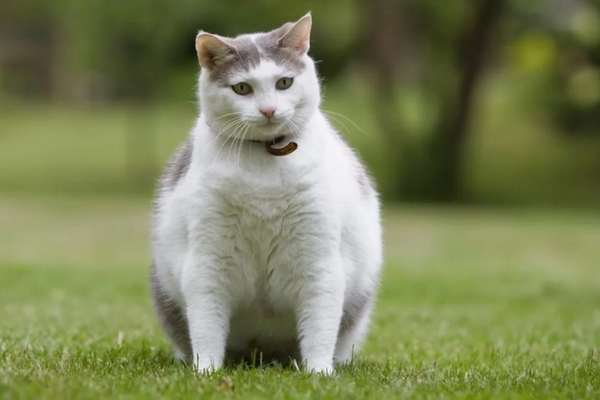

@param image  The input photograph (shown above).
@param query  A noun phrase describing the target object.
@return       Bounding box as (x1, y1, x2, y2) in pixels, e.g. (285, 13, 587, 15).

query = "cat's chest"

(198, 164, 328, 295)
(214, 176, 317, 248)
(208, 162, 315, 220)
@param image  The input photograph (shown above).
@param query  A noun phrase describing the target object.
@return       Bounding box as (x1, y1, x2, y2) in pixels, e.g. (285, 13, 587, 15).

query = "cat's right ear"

(195, 32, 236, 69)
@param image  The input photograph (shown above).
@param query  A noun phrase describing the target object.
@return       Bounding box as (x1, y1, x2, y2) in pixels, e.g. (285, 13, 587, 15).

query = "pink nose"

(259, 107, 276, 119)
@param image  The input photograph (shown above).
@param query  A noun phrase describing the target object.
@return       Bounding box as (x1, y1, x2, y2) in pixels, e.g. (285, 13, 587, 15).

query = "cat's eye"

(276, 77, 294, 90)
(232, 82, 253, 96)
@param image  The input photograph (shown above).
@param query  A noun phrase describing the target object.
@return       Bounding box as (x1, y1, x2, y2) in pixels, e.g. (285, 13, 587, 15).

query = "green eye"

(232, 82, 252, 95)
(276, 77, 294, 90)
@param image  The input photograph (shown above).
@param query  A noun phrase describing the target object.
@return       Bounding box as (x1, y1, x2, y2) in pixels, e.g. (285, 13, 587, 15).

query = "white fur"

(152, 32, 382, 374)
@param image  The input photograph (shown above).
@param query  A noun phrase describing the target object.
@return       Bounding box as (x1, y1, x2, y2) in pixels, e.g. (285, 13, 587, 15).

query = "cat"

(150, 13, 383, 374)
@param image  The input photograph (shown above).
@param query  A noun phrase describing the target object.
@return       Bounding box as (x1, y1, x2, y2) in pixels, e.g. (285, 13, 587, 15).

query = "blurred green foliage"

(0, 0, 358, 101)
(1, 0, 600, 205)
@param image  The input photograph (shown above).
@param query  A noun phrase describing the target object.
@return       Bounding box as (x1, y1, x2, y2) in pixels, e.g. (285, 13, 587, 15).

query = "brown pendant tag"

(266, 140, 298, 156)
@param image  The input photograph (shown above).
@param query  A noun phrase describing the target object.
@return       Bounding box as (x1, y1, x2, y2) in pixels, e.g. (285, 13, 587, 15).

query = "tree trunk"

(433, 0, 504, 201)
(362, 0, 417, 198)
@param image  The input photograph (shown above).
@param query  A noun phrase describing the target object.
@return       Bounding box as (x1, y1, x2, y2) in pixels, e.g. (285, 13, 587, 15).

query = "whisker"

(237, 122, 250, 170)
(287, 111, 311, 140)
(234, 122, 245, 170)
(287, 118, 302, 140)
(210, 120, 244, 168)
(290, 113, 309, 127)
(321, 109, 367, 136)
(227, 121, 246, 163)
(326, 114, 352, 136)
(230, 120, 248, 166)
(210, 112, 244, 124)
(199, 117, 241, 159)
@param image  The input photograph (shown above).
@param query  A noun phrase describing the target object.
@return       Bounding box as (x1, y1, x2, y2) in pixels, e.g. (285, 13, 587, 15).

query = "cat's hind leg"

(333, 303, 373, 365)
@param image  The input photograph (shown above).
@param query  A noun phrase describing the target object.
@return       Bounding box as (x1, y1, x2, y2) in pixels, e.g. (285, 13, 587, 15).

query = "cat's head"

(196, 14, 320, 142)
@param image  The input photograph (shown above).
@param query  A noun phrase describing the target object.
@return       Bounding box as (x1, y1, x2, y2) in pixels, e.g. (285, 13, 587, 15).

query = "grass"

(1, 194, 599, 399)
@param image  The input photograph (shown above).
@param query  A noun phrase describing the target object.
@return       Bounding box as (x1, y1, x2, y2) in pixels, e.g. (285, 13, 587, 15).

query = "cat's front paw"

(305, 360, 335, 375)
(193, 358, 221, 376)
(195, 365, 219, 376)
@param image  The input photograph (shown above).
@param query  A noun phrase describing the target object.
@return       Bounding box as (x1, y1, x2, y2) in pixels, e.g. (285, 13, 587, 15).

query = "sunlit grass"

(1, 195, 599, 398)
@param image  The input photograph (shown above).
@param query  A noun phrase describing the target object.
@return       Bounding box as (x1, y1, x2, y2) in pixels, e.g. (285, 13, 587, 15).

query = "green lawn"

(1, 195, 599, 399)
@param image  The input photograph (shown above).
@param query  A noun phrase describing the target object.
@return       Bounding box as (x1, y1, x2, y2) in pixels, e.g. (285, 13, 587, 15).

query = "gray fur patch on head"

(254, 25, 305, 71)
(207, 27, 306, 87)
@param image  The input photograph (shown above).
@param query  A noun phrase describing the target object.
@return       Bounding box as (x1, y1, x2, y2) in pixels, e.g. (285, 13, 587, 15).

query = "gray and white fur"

(151, 13, 383, 374)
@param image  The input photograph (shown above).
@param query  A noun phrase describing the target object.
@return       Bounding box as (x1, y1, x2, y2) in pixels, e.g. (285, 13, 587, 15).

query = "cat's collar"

(247, 135, 286, 145)
(249, 135, 298, 157)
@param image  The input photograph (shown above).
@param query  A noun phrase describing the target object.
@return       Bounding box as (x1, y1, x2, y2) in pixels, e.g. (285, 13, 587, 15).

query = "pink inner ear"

(295, 42, 308, 52)
(294, 32, 310, 52)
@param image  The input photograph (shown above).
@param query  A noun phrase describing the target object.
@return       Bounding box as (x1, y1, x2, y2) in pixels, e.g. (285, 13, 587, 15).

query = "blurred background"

(1, 0, 600, 206)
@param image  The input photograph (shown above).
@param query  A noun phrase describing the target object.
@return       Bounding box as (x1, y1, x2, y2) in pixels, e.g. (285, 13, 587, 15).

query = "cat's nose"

(259, 107, 277, 119)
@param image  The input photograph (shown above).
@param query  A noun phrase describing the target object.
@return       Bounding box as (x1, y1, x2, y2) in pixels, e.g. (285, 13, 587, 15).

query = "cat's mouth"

(256, 118, 284, 127)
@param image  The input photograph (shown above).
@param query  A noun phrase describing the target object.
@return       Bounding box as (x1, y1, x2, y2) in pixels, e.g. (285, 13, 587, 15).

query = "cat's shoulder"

(159, 136, 194, 192)
(323, 119, 377, 199)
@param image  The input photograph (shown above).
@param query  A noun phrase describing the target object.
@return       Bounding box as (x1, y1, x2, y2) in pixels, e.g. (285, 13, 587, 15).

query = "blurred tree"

(363, 0, 505, 201)
(505, 0, 600, 136)
(551, 1, 600, 136)
(1, 0, 360, 102)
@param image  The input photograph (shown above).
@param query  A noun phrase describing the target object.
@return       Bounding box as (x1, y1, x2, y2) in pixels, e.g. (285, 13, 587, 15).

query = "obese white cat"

(151, 13, 383, 374)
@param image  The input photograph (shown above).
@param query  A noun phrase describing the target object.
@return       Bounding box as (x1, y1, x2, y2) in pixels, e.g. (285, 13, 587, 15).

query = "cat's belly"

(226, 310, 299, 365)
(194, 174, 332, 364)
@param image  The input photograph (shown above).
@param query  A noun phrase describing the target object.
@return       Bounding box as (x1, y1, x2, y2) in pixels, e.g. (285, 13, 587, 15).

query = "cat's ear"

(195, 32, 236, 69)
(278, 13, 312, 54)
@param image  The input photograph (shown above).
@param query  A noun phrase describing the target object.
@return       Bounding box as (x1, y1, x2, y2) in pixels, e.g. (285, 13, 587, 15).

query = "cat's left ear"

(278, 13, 312, 54)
